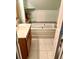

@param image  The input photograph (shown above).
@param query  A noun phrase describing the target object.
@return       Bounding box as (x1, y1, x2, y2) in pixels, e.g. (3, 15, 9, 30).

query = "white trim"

(16, 37, 22, 59)
(58, 43, 63, 59)
(53, 0, 63, 59)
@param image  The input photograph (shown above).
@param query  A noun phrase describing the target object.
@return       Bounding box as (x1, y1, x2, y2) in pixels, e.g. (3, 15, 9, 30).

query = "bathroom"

(16, 0, 63, 59)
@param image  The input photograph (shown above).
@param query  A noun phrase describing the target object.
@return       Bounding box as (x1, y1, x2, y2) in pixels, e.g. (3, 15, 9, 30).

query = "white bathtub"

(31, 23, 56, 38)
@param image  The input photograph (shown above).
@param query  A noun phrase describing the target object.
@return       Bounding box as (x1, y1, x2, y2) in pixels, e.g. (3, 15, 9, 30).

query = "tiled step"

(32, 31, 55, 35)
(32, 35, 55, 38)
(31, 28, 55, 38)
(32, 28, 55, 35)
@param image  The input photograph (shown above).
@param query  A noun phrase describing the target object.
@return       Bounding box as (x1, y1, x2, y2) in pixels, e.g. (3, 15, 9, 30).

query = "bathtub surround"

(23, 0, 61, 23)
(24, 0, 61, 10)
(31, 10, 59, 23)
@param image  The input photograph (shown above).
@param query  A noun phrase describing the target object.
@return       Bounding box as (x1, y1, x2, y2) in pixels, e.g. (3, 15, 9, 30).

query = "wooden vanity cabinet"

(18, 38, 28, 59)
(26, 28, 32, 56)
(17, 24, 31, 59)
(18, 28, 31, 59)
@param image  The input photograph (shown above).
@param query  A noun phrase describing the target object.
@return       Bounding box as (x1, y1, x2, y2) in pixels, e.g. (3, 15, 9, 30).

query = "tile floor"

(28, 38, 54, 59)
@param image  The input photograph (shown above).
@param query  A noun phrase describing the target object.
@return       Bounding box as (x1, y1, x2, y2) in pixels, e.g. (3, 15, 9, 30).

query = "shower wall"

(31, 10, 59, 22)
(23, 0, 61, 22)
(24, 0, 61, 10)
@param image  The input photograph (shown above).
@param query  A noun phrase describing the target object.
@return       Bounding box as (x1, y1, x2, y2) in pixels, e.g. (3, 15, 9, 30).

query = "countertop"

(16, 23, 31, 38)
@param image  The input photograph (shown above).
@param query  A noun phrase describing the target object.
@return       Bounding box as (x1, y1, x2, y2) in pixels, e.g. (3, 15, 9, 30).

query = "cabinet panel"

(18, 38, 28, 59)
(18, 29, 32, 59)
(26, 29, 32, 56)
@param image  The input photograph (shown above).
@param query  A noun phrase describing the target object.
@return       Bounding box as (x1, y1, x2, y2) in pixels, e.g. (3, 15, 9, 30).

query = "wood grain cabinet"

(26, 29, 32, 56)
(17, 24, 31, 59)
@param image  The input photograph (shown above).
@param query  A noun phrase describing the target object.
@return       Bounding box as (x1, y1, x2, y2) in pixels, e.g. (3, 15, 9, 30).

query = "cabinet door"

(27, 29, 32, 55)
(18, 38, 28, 59)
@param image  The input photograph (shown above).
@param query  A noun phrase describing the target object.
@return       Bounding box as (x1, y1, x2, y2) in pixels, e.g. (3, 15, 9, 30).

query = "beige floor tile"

(47, 51, 54, 59)
(39, 38, 53, 45)
(39, 51, 48, 59)
(31, 39, 39, 50)
(39, 45, 47, 51)
(28, 38, 54, 59)
(28, 50, 40, 59)
(39, 43, 53, 51)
